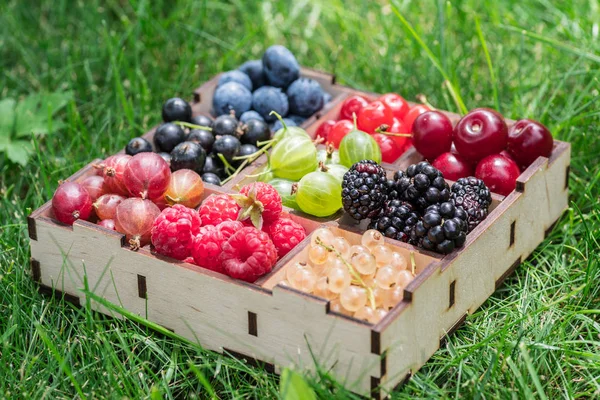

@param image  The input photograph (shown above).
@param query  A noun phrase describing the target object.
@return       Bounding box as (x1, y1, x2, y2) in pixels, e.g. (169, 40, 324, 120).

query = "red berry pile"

(315, 93, 424, 163)
(412, 108, 553, 196)
(52, 165, 306, 282)
(158, 182, 306, 282)
(51, 152, 205, 249)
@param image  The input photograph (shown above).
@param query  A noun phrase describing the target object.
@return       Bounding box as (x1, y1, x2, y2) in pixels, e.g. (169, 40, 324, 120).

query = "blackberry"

(450, 177, 492, 232)
(410, 202, 468, 254)
(394, 161, 450, 210)
(341, 160, 388, 220)
(368, 200, 420, 242)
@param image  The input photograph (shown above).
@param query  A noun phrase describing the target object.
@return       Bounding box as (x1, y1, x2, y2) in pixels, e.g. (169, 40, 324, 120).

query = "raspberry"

(191, 225, 226, 272)
(199, 194, 240, 226)
(265, 217, 306, 258)
(151, 205, 201, 260)
(217, 220, 245, 239)
(220, 227, 278, 282)
(232, 182, 282, 229)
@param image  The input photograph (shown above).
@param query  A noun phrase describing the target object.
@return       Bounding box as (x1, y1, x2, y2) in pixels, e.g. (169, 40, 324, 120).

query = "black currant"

(213, 135, 241, 163)
(162, 97, 192, 123)
(125, 137, 153, 155)
(212, 115, 239, 136)
(188, 129, 215, 153)
(190, 114, 214, 129)
(170, 141, 206, 173)
(202, 172, 221, 186)
(202, 154, 225, 177)
(158, 152, 171, 166)
(154, 123, 185, 153)
(241, 119, 270, 146)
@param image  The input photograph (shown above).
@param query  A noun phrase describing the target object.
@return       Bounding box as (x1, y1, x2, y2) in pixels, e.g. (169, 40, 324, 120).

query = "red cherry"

(432, 152, 474, 181)
(507, 119, 553, 168)
(357, 101, 394, 134)
(378, 93, 410, 120)
(412, 111, 453, 160)
(328, 119, 354, 148)
(373, 133, 402, 163)
(475, 154, 521, 196)
(453, 108, 508, 162)
(315, 120, 336, 142)
(339, 95, 370, 121)
(403, 105, 431, 131)
(387, 118, 411, 150)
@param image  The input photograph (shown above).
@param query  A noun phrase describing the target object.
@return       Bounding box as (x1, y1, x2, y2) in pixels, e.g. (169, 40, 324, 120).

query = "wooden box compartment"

(28, 83, 570, 398)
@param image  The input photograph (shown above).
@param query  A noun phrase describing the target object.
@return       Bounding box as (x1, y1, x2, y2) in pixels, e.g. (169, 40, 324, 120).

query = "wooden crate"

(27, 80, 570, 398)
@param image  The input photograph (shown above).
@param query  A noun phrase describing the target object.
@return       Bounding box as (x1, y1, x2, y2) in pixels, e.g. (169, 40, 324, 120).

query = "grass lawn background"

(1, 0, 599, 398)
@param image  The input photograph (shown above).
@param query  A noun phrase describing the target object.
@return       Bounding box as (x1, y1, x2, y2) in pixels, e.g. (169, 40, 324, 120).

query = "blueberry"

(190, 114, 213, 128)
(241, 119, 270, 146)
(252, 86, 288, 122)
(125, 137, 153, 155)
(238, 59, 267, 89)
(153, 153, 169, 167)
(323, 91, 333, 104)
(212, 114, 240, 136)
(287, 114, 306, 126)
(218, 70, 253, 91)
(212, 81, 252, 118)
(213, 135, 241, 163)
(202, 172, 221, 186)
(188, 129, 215, 153)
(202, 154, 225, 177)
(170, 141, 206, 173)
(262, 45, 300, 88)
(239, 110, 265, 123)
(270, 118, 296, 133)
(162, 98, 192, 123)
(286, 78, 325, 117)
(154, 123, 185, 153)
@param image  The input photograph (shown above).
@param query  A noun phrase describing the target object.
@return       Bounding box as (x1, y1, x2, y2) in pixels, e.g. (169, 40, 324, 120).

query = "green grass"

(1, 0, 599, 398)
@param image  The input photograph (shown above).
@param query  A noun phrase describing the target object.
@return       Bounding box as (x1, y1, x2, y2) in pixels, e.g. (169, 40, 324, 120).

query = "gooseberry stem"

(315, 237, 376, 310)
(270, 111, 287, 131)
(175, 121, 212, 131)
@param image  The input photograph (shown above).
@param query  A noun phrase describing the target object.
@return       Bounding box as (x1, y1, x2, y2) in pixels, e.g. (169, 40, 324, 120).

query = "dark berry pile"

(368, 200, 420, 242)
(345, 160, 492, 255)
(450, 177, 492, 232)
(125, 102, 272, 186)
(341, 160, 389, 220)
(410, 202, 468, 254)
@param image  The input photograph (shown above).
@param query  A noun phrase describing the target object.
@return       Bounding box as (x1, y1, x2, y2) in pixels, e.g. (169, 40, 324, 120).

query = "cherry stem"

(376, 124, 411, 137)
(175, 121, 212, 131)
(352, 112, 358, 131)
(415, 93, 435, 110)
(315, 237, 376, 310)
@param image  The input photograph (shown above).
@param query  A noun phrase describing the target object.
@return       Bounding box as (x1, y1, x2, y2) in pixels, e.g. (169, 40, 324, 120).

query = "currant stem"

(315, 237, 376, 310)
(175, 121, 212, 131)
(217, 153, 237, 175)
